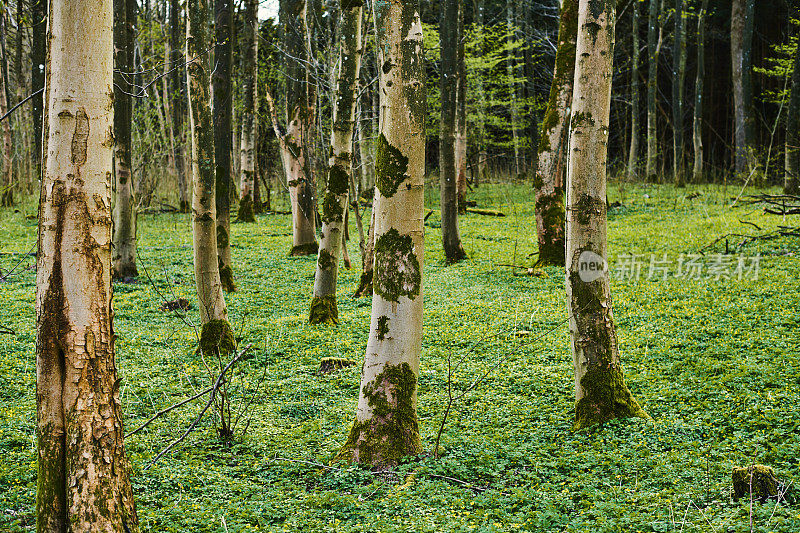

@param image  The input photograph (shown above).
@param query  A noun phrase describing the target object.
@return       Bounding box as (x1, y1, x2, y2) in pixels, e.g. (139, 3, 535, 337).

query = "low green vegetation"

(1, 182, 799, 531)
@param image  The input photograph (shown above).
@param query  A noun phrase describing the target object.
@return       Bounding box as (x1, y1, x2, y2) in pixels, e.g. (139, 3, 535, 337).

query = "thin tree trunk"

(731, 0, 755, 179)
(237, 0, 257, 222)
(112, 0, 138, 279)
(627, 0, 640, 181)
(309, 1, 363, 325)
(455, 2, 468, 214)
(506, 0, 520, 178)
(338, 0, 425, 467)
(187, 0, 230, 331)
(534, 0, 576, 267)
(672, 0, 686, 186)
(473, 0, 488, 184)
(692, 0, 707, 183)
(566, 0, 647, 430)
(31, 0, 46, 177)
(645, 0, 661, 181)
(440, 0, 467, 264)
(0, 12, 12, 206)
(171, 0, 189, 212)
(214, 0, 236, 292)
(353, 200, 375, 297)
(36, 0, 140, 529)
(786, 6, 800, 194)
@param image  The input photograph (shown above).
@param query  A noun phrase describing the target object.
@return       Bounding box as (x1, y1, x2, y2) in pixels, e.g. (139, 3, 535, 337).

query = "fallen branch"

(143, 343, 252, 470)
(125, 385, 215, 438)
(465, 208, 505, 217)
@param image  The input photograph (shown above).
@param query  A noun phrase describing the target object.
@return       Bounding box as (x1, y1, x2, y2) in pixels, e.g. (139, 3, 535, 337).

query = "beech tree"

(214, 0, 236, 292)
(309, 0, 363, 325)
(672, 0, 686, 186)
(170, 0, 189, 212)
(36, 0, 139, 528)
(338, 0, 425, 467)
(187, 0, 233, 344)
(645, 0, 661, 181)
(566, 0, 647, 430)
(112, 0, 138, 279)
(0, 9, 11, 207)
(731, 0, 755, 178)
(238, 0, 258, 223)
(692, 0, 707, 182)
(627, 0, 640, 181)
(534, 0, 576, 267)
(440, 0, 467, 264)
(31, 0, 46, 174)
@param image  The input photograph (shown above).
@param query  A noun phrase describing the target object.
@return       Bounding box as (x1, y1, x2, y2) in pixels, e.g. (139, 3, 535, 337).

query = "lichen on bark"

(373, 228, 421, 302)
(375, 133, 408, 198)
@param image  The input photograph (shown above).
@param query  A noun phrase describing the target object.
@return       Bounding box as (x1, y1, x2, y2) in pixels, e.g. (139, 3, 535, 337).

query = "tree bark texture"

(455, 1, 468, 214)
(646, 0, 661, 181)
(672, 0, 686, 186)
(0, 11, 12, 206)
(214, 0, 236, 292)
(32, 0, 46, 175)
(534, 0, 576, 267)
(566, 0, 647, 431)
(309, 0, 363, 325)
(36, 0, 139, 529)
(439, 0, 467, 264)
(338, 0, 425, 467)
(171, 0, 189, 212)
(731, 0, 755, 178)
(237, 0, 258, 223)
(692, 0, 707, 182)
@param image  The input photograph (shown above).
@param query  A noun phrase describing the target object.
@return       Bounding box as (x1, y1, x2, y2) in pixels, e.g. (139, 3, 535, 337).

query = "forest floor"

(1, 181, 799, 532)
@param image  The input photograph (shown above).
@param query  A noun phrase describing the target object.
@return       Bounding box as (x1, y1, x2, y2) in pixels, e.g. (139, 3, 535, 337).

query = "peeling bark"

(37, 1, 139, 529)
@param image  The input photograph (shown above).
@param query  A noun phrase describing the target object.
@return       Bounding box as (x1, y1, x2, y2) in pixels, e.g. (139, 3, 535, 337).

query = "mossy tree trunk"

(187, 0, 230, 331)
(171, 0, 189, 212)
(237, 0, 257, 223)
(626, 0, 640, 181)
(214, 0, 236, 292)
(439, 0, 467, 264)
(309, 0, 363, 325)
(338, 0, 425, 468)
(645, 0, 661, 181)
(36, 0, 139, 529)
(731, 0, 755, 179)
(672, 0, 686, 187)
(692, 0, 707, 182)
(534, 0, 576, 267)
(112, 0, 138, 279)
(281, 0, 318, 256)
(566, 0, 647, 431)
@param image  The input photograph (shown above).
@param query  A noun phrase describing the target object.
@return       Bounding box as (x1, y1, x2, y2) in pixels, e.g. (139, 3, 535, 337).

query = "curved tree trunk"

(692, 0, 707, 183)
(112, 0, 138, 279)
(187, 0, 230, 334)
(214, 0, 236, 292)
(36, 0, 139, 529)
(309, 1, 363, 325)
(645, 0, 661, 181)
(440, 0, 467, 264)
(626, 0, 640, 181)
(534, 0, 576, 267)
(238, 0, 257, 223)
(338, 0, 425, 468)
(566, 0, 647, 431)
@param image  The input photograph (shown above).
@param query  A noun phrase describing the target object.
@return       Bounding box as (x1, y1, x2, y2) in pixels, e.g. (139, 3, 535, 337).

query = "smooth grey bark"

(566, 0, 647, 430)
(440, 0, 466, 264)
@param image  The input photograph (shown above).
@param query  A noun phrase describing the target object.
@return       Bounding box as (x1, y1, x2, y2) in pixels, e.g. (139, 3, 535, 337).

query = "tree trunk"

(31, 0, 46, 176)
(472, 0, 488, 184)
(0, 12, 12, 206)
(506, 0, 520, 178)
(214, 0, 236, 292)
(112, 0, 138, 279)
(786, 8, 800, 194)
(455, 2, 468, 214)
(237, 0, 257, 223)
(171, 0, 189, 212)
(534, 0, 576, 267)
(439, 0, 467, 264)
(36, 0, 140, 529)
(353, 201, 375, 298)
(692, 0, 707, 183)
(731, 0, 755, 179)
(627, 0, 640, 181)
(566, 0, 647, 431)
(187, 0, 231, 333)
(309, 1, 363, 325)
(338, 0, 425, 467)
(645, 0, 661, 181)
(672, 0, 686, 186)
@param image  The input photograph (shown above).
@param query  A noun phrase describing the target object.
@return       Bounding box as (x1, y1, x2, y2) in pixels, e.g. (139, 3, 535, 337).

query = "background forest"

(1, 0, 800, 531)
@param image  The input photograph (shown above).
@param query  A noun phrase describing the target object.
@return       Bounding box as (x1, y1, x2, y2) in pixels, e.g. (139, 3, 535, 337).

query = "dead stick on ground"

(143, 343, 252, 470)
(125, 385, 215, 438)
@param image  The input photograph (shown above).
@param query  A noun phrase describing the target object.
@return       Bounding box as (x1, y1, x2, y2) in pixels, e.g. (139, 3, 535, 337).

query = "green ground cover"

(1, 182, 799, 532)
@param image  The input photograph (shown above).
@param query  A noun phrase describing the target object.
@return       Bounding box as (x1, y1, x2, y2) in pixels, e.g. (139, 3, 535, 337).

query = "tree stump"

(732, 465, 779, 503)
